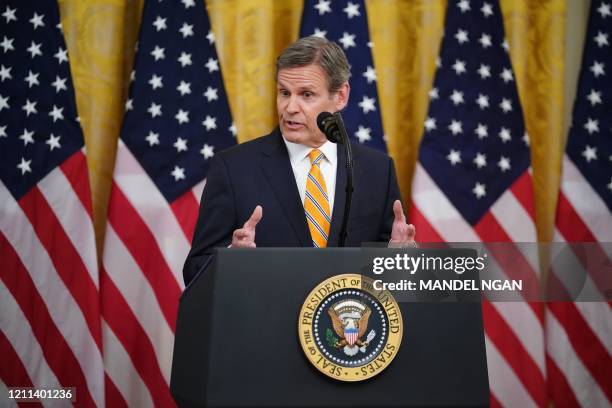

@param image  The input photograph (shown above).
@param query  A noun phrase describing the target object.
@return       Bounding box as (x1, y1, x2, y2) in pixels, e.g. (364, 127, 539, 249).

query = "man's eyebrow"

(277, 82, 315, 91)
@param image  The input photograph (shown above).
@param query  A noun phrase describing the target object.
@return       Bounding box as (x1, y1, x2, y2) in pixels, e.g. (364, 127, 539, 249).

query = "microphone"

(317, 112, 342, 143)
(316, 111, 353, 247)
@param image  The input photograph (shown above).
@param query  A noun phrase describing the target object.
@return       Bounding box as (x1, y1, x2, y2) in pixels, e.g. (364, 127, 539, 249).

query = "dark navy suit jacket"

(182, 129, 401, 285)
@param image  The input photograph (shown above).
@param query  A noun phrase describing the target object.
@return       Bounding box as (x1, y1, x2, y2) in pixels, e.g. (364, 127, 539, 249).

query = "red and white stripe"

(101, 141, 200, 407)
(0, 151, 104, 407)
(410, 162, 546, 407)
(547, 155, 611, 408)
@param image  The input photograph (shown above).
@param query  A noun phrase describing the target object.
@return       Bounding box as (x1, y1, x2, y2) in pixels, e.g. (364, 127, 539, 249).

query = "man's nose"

(286, 95, 299, 113)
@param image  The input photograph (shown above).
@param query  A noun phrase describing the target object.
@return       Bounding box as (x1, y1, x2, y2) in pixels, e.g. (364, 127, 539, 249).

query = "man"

(183, 36, 416, 285)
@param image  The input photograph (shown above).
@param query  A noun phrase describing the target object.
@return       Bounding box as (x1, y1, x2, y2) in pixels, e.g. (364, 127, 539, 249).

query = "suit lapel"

(260, 130, 312, 246)
(328, 145, 347, 247)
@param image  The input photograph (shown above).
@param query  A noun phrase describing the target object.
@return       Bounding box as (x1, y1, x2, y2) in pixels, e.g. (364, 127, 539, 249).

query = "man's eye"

(303, 92, 313, 98)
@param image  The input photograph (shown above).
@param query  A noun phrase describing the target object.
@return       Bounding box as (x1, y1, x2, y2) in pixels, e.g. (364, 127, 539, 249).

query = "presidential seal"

(298, 274, 403, 381)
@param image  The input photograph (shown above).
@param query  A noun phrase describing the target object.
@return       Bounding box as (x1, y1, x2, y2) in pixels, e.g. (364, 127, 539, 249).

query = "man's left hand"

(389, 200, 417, 247)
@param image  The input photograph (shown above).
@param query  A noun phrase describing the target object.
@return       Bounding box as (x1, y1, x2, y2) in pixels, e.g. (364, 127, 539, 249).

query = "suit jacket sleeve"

(183, 154, 236, 285)
(377, 157, 402, 242)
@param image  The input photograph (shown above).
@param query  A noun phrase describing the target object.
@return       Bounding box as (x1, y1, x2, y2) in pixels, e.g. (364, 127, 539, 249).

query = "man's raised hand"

(231, 205, 262, 248)
(389, 200, 417, 248)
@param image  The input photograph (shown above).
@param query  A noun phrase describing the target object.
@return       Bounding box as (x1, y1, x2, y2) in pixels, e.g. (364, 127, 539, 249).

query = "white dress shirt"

(283, 137, 337, 213)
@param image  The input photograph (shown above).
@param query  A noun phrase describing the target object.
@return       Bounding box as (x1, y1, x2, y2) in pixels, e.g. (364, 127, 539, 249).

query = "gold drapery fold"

(58, 0, 144, 256)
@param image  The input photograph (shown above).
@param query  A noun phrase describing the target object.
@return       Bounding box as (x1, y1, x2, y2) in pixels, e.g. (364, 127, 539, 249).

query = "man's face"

(277, 63, 349, 147)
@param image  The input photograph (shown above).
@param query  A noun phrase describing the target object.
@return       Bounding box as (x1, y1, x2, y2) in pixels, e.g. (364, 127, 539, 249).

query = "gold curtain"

(58, 0, 566, 258)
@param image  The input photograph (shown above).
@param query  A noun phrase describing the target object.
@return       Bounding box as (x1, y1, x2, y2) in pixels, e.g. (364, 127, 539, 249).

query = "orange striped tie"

(304, 149, 331, 248)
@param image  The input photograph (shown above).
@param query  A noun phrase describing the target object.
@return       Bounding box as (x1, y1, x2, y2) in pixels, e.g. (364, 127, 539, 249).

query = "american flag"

(300, 0, 387, 152)
(100, 0, 235, 405)
(409, 1, 547, 406)
(0, 0, 104, 406)
(548, 1, 611, 406)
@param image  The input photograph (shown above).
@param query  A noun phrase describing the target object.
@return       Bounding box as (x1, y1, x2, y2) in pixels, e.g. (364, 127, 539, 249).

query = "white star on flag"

(457, 0, 471, 13)
(590, 61, 605, 77)
(354, 125, 372, 142)
(583, 118, 599, 134)
(472, 182, 486, 198)
(173, 137, 188, 152)
(30, 13, 45, 29)
(447, 149, 462, 165)
(338, 32, 356, 49)
(362, 66, 376, 83)
(424, 117, 437, 132)
(476, 94, 490, 109)
(205, 58, 219, 73)
(455, 29, 469, 44)
(343, 2, 361, 18)
(178, 52, 192, 67)
(179, 23, 194, 38)
(200, 143, 214, 159)
(171, 165, 185, 180)
(153, 16, 167, 31)
(313, 28, 327, 38)
(54, 47, 68, 63)
(586, 89, 602, 105)
(148, 74, 163, 90)
(145, 131, 160, 146)
(448, 119, 463, 135)
(314, 0, 332, 15)
(151, 45, 165, 60)
(358, 95, 376, 113)
(473, 152, 487, 168)
(0, 64, 11, 81)
(22, 99, 37, 116)
(450, 90, 465, 105)
(500, 68, 514, 82)
(581, 145, 597, 162)
(478, 64, 491, 79)
(46, 133, 61, 151)
(177, 81, 191, 96)
(479, 33, 492, 48)
(593, 31, 608, 47)
(497, 156, 511, 172)
(498, 127, 512, 142)
(2, 6, 17, 23)
(475, 123, 488, 139)
(452, 59, 467, 75)
(202, 115, 217, 130)
(175, 109, 190, 124)
(204, 86, 218, 101)
(49, 105, 64, 122)
(19, 129, 35, 145)
(51, 76, 67, 92)
(147, 102, 162, 118)
(499, 98, 513, 113)
(27, 41, 43, 58)
(17, 157, 32, 175)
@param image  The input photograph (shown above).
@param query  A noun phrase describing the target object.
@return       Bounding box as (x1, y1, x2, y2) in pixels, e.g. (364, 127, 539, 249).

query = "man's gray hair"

(276, 36, 350, 93)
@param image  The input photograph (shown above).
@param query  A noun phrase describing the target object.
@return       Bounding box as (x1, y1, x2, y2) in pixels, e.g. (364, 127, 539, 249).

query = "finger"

(406, 224, 416, 241)
(233, 228, 248, 240)
(392, 200, 406, 223)
(243, 205, 263, 230)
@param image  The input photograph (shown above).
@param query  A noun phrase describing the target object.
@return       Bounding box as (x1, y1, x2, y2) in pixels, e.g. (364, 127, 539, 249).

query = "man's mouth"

(285, 120, 304, 129)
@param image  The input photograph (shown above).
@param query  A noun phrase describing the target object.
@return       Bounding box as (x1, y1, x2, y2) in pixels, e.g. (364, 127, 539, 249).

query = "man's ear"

(334, 82, 350, 111)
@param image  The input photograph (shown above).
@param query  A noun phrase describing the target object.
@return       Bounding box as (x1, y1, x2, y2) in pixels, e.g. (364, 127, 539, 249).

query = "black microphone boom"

(316, 111, 353, 247)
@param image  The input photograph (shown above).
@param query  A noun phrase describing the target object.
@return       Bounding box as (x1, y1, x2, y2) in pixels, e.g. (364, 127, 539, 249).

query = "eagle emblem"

(327, 299, 377, 356)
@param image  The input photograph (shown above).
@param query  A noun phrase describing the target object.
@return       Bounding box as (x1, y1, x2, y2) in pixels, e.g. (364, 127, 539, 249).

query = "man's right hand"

(231, 205, 263, 248)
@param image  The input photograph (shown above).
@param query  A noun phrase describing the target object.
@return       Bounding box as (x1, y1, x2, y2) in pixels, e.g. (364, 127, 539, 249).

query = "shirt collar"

(282, 135, 337, 167)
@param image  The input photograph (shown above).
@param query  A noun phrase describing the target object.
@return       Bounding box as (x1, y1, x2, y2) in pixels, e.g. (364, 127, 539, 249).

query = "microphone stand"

(333, 112, 353, 248)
